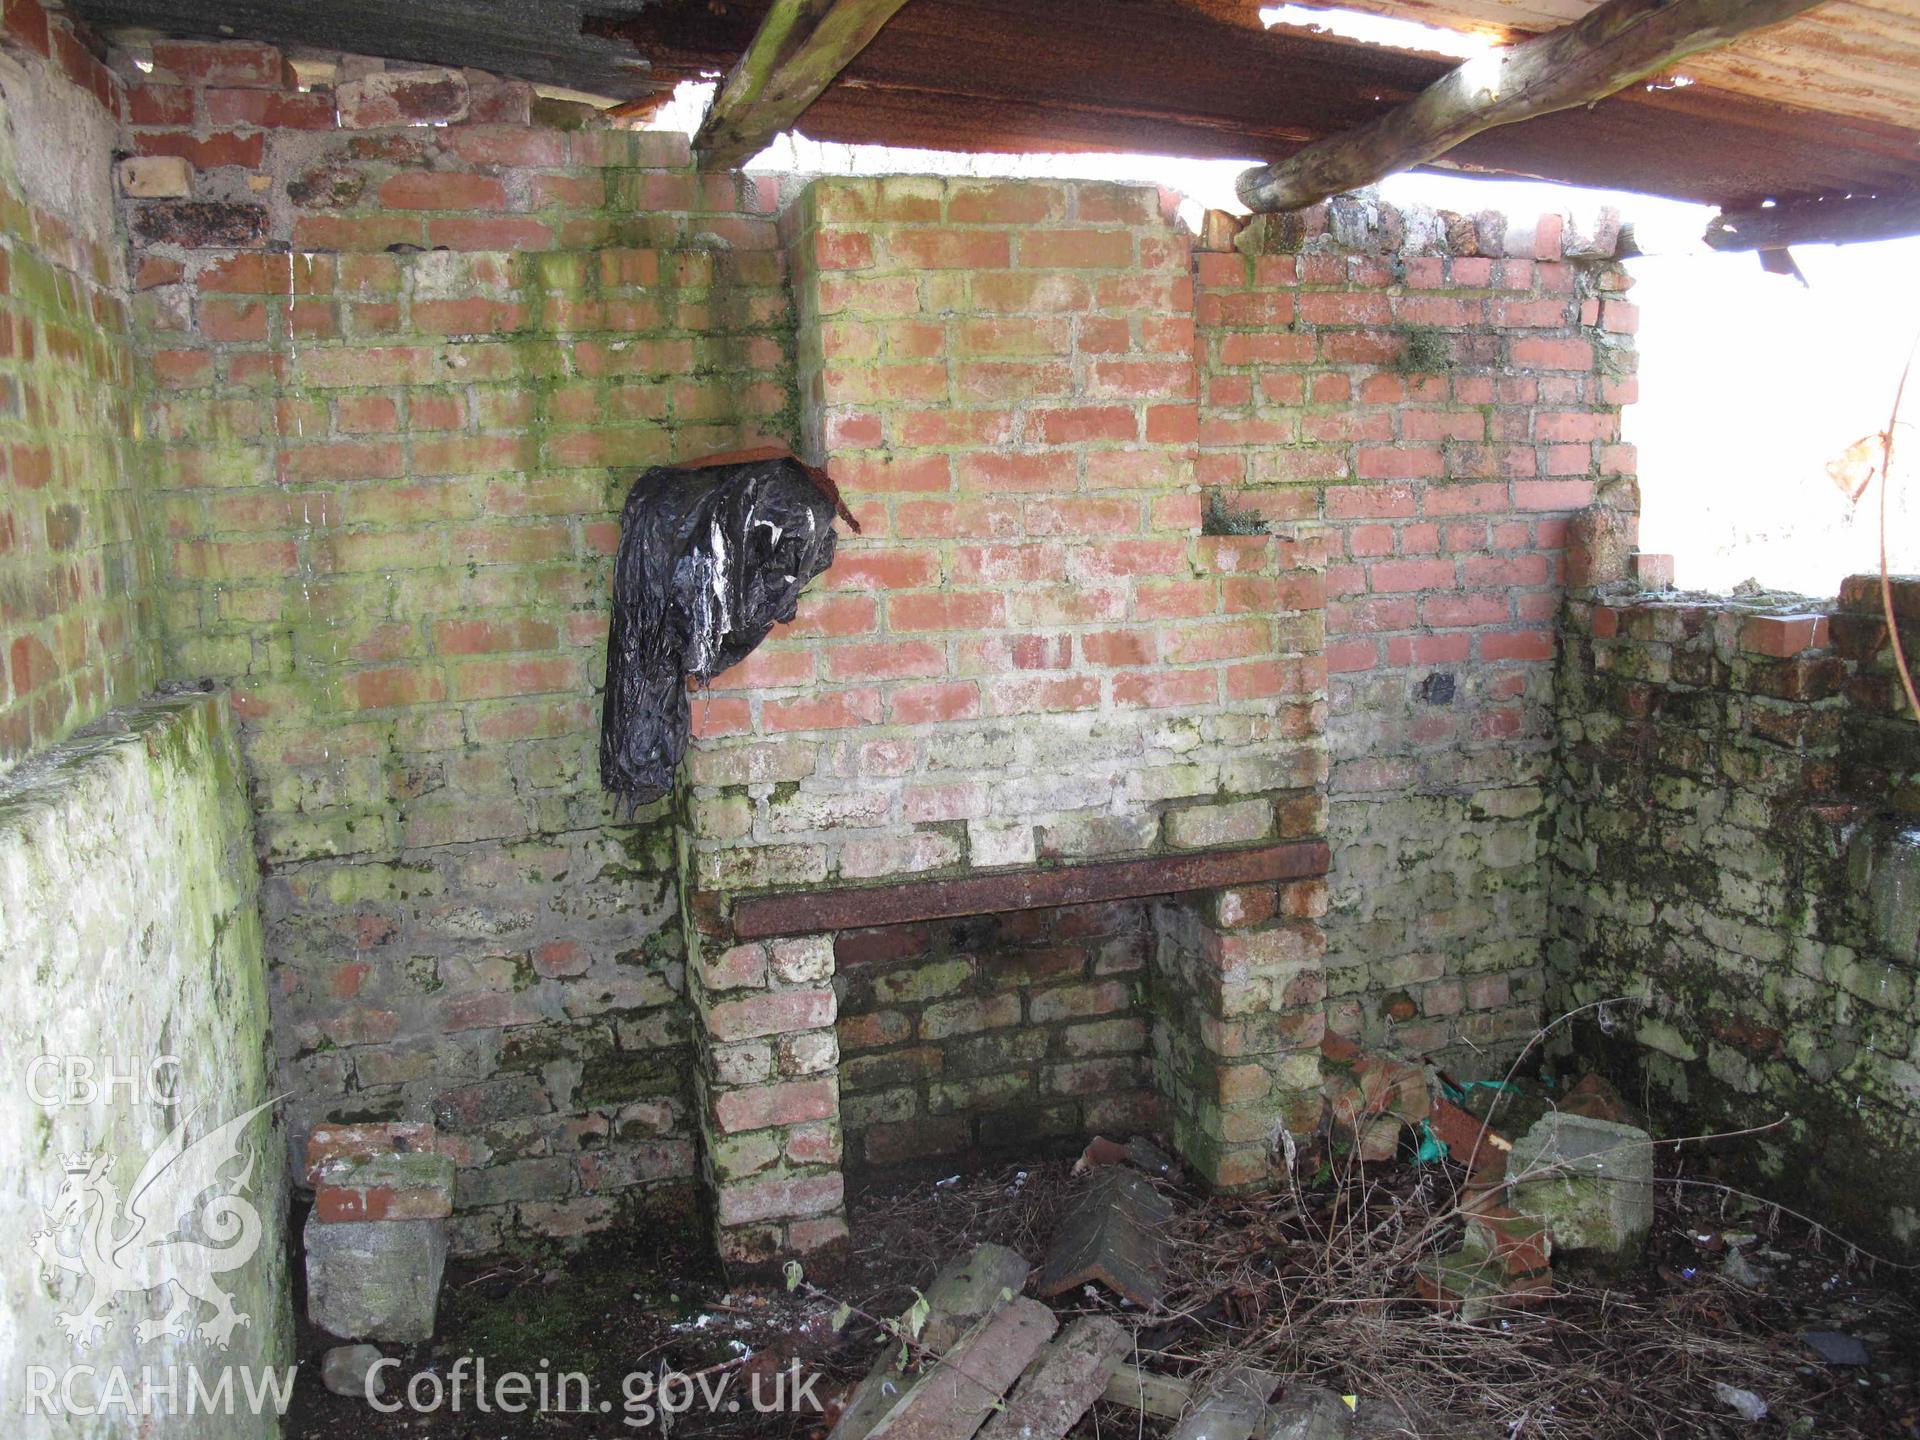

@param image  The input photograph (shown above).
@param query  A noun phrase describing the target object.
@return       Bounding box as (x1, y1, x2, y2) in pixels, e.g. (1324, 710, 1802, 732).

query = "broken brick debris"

(976, 1314, 1129, 1440)
(864, 1298, 1058, 1440)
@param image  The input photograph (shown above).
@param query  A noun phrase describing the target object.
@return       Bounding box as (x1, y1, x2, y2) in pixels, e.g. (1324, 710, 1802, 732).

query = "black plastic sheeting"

(600, 454, 852, 806)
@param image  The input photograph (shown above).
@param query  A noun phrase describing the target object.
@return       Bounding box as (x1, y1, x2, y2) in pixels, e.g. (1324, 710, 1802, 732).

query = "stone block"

(322, 1344, 385, 1398)
(1505, 1112, 1653, 1271)
(305, 1213, 448, 1342)
(1166, 798, 1273, 850)
(117, 155, 192, 198)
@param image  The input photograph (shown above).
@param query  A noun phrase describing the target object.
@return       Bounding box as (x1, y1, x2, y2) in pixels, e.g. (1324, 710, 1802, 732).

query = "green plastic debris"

(1414, 1121, 1449, 1165)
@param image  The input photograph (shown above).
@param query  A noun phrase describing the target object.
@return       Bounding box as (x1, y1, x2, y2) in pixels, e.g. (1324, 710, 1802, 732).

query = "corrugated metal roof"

(619, 0, 1920, 206)
(1310, 0, 1920, 136)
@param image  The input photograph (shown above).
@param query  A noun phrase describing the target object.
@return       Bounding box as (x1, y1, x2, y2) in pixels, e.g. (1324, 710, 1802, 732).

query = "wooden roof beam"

(694, 0, 915, 169)
(1238, 0, 1833, 213)
(1706, 191, 1920, 250)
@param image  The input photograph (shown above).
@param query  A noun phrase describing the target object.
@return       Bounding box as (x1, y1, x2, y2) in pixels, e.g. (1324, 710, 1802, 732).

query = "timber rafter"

(1238, 0, 1834, 213)
(694, 0, 915, 169)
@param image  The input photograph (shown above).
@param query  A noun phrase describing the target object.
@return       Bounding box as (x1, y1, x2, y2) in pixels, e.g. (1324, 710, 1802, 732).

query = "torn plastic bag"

(600, 451, 854, 806)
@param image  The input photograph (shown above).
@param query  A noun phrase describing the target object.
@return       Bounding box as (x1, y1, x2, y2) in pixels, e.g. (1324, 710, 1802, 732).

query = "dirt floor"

(285, 1144, 1920, 1439)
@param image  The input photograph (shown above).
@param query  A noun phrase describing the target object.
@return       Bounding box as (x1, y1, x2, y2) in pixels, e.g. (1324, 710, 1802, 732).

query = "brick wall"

(685, 176, 1327, 892)
(119, 40, 796, 1250)
(1553, 576, 1920, 1253)
(678, 177, 1334, 1266)
(70, 48, 1655, 1260)
(0, 2, 154, 770)
(1195, 202, 1637, 1071)
(833, 902, 1156, 1171)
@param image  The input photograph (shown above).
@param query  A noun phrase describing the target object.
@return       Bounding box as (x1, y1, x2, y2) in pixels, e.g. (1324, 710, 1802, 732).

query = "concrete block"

(305, 1213, 448, 1342)
(1505, 1112, 1653, 1271)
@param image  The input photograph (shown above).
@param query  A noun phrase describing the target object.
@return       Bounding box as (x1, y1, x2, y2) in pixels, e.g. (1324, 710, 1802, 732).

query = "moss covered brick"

(120, 39, 795, 1252)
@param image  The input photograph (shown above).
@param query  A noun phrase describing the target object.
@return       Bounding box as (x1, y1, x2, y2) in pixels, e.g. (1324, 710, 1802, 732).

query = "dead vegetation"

(835, 1146, 1919, 1440)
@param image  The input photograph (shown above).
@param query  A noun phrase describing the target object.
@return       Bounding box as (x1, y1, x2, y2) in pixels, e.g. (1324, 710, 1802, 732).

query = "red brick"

(337, 70, 469, 127)
(203, 87, 335, 129)
(345, 666, 445, 710)
(890, 591, 1004, 632)
(127, 82, 193, 125)
(1020, 228, 1134, 268)
(1369, 558, 1457, 593)
(378, 172, 507, 210)
(434, 618, 559, 655)
(1033, 405, 1138, 445)
(1510, 337, 1593, 371)
(889, 681, 981, 724)
(428, 217, 552, 251)
(2, 0, 52, 57)
(713, 1079, 837, 1135)
(1513, 479, 1593, 511)
(887, 228, 1010, 269)
(1739, 614, 1828, 658)
(945, 181, 1058, 224)
(446, 656, 576, 700)
(1080, 629, 1153, 667)
(707, 988, 835, 1042)
(764, 688, 882, 732)
(1357, 447, 1444, 481)
(1480, 628, 1555, 662)
(825, 640, 947, 682)
(133, 129, 264, 169)
(153, 39, 283, 86)
(988, 674, 1099, 714)
(1326, 484, 1416, 520)
(1113, 669, 1216, 708)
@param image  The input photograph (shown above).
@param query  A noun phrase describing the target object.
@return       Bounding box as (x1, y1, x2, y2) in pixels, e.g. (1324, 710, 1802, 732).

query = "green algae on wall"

(0, 691, 291, 1439)
(0, 41, 159, 771)
(1550, 585, 1920, 1258)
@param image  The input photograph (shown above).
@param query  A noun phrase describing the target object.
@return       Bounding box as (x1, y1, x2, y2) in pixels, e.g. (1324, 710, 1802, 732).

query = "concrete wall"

(0, 692, 290, 1439)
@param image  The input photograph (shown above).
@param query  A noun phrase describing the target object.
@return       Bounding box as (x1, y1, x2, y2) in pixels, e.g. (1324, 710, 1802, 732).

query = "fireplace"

(671, 175, 1331, 1274)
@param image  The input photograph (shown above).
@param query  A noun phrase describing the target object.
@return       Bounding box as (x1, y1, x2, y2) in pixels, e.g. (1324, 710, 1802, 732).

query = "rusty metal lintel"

(722, 840, 1329, 941)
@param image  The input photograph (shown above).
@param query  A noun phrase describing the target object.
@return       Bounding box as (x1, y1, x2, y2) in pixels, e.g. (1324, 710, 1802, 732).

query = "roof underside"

(70, 0, 1920, 209)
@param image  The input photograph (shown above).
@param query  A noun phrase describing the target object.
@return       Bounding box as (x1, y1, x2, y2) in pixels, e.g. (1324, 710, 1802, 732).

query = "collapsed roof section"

(66, 0, 1920, 211)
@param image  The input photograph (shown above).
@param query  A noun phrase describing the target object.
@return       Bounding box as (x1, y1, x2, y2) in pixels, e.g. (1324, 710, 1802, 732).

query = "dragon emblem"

(32, 1097, 278, 1350)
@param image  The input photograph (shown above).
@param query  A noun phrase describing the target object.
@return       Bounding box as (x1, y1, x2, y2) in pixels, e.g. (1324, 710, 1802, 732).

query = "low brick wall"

(833, 901, 1156, 1171)
(1553, 576, 1920, 1253)
(0, 691, 290, 1429)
